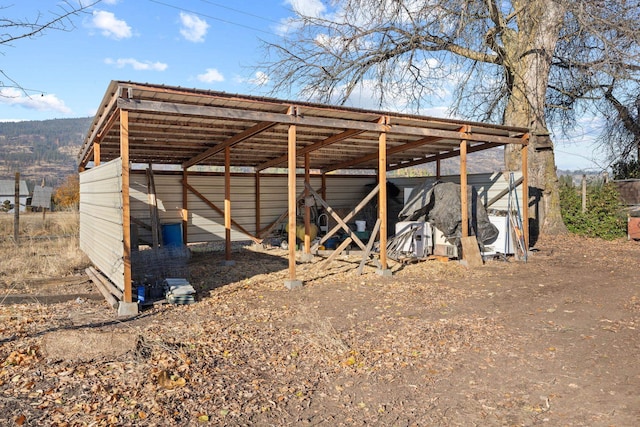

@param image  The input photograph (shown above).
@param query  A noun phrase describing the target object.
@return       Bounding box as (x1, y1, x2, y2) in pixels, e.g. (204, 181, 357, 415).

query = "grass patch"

(0, 211, 90, 286)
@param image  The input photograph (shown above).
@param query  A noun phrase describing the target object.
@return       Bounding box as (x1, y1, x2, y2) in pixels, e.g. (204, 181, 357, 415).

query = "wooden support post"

(120, 109, 133, 304)
(521, 140, 529, 249)
(460, 136, 469, 238)
(255, 172, 261, 238)
(458, 128, 483, 267)
(436, 155, 441, 179)
(285, 117, 302, 288)
(13, 172, 19, 244)
(377, 124, 391, 276)
(146, 166, 160, 248)
(182, 169, 188, 245)
(321, 173, 327, 202)
(94, 142, 101, 166)
(303, 153, 312, 257)
(224, 146, 234, 264)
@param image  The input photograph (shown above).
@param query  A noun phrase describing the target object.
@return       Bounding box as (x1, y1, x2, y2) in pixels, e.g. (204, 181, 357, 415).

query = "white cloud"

(0, 88, 71, 114)
(285, 0, 327, 17)
(249, 71, 270, 86)
(197, 68, 225, 83)
(277, 0, 328, 35)
(104, 58, 168, 71)
(179, 12, 209, 43)
(91, 10, 132, 39)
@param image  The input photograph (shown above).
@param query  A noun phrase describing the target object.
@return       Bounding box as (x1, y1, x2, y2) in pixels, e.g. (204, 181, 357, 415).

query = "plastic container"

(325, 237, 338, 249)
(161, 223, 183, 247)
(355, 220, 366, 232)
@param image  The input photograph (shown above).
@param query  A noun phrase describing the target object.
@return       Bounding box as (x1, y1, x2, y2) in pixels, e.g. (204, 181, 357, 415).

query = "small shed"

(77, 81, 530, 313)
(0, 179, 29, 212)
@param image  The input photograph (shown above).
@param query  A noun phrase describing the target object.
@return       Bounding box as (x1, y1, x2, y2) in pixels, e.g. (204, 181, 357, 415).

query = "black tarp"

(398, 181, 498, 246)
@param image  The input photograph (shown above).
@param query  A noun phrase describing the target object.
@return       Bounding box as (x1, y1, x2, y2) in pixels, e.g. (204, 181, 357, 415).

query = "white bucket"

(355, 220, 366, 232)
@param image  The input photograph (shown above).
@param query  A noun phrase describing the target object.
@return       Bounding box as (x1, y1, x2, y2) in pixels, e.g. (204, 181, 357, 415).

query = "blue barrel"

(161, 223, 183, 247)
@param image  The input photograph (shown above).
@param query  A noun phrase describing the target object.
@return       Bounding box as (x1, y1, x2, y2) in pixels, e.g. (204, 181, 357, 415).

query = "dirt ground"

(1, 234, 639, 426)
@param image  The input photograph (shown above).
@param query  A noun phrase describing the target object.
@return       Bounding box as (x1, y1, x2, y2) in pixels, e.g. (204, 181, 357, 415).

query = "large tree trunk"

(503, 1, 567, 239)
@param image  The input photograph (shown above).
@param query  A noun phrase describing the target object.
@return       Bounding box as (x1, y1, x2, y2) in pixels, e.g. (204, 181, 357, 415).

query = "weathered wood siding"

(79, 158, 124, 290)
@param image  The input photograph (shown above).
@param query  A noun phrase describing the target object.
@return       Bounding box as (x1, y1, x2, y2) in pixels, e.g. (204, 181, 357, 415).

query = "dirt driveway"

(0, 234, 639, 426)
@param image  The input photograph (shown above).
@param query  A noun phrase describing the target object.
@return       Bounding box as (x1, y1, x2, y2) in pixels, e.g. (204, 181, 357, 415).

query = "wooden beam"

(255, 172, 261, 237)
(312, 183, 379, 250)
(304, 153, 311, 255)
(378, 129, 388, 271)
(460, 134, 469, 238)
(182, 169, 188, 245)
(225, 146, 232, 261)
(117, 98, 528, 144)
(305, 183, 366, 251)
(521, 134, 530, 249)
(388, 142, 501, 171)
(183, 182, 262, 244)
(94, 142, 101, 166)
(357, 218, 381, 275)
(255, 127, 368, 171)
(118, 98, 387, 133)
(182, 121, 277, 169)
(287, 122, 297, 281)
(120, 109, 132, 304)
(323, 135, 442, 173)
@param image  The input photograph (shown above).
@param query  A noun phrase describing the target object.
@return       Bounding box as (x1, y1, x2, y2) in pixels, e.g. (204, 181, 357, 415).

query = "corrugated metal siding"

(79, 158, 124, 290)
(127, 172, 520, 245)
(129, 173, 377, 244)
(391, 172, 524, 212)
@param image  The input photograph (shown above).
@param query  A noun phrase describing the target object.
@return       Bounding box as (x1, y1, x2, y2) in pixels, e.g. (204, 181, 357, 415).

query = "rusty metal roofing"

(78, 81, 529, 172)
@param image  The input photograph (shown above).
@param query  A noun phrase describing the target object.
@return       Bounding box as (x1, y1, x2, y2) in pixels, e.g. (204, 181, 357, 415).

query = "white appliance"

(394, 221, 432, 258)
(482, 215, 514, 255)
(432, 226, 459, 258)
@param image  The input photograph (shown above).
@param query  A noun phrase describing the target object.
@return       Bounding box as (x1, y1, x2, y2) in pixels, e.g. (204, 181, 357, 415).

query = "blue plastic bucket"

(161, 223, 183, 247)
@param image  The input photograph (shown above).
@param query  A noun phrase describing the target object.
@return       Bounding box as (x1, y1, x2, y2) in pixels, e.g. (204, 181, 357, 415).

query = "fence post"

(14, 172, 19, 244)
(581, 174, 587, 213)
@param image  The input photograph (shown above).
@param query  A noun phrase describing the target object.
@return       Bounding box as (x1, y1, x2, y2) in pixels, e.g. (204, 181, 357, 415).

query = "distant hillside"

(0, 117, 92, 187)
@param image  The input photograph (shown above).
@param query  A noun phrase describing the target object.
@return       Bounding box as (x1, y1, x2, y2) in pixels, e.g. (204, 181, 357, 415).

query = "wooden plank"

(357, 218, 381, 275)
(287, 122, 297, 280)
(183, 121, 277, 168)
(94, 142, 101, 166)
(118, 98, 388, 133)
(305, 183, 366, 250)
(146, 166, 160, 248)
(225, 146, 232, 261)
(378, 130, 388, 270)
(120, 109, 132, 303)
(323, 135, 442, 172)
(255, 127, 368, 171)
(313, 183, 379, 249)
(460, 236, 483, 268)
(388, 142, 501, 171)
(86, 268, 119, 309)
(86, 266, 124, 300)
(521, 136, 529, 249)
(316, 237, 353, 270)
(184, 182, 261, 243)
(182, 169, 188, 245)
(304, 153, 311, 255)
(460, 136, 469, 238)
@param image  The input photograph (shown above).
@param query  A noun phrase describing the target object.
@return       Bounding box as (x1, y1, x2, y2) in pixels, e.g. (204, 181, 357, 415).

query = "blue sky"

(0, 0, 604, 170)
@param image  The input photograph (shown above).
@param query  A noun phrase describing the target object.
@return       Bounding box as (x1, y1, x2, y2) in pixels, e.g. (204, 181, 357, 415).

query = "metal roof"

(0, 180, 29, 197)
(78, 81, 529, 172)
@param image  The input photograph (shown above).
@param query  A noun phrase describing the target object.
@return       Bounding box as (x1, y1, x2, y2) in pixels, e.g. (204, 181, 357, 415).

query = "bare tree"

(260, 0, 640, 235)
(0, 1, 100, 93)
